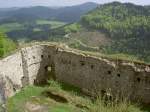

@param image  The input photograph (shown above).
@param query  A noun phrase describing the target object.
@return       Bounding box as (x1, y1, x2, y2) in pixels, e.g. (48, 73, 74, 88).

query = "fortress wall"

(21, 45, 57, 85)
(0, 44, 150, 104)
(21, 45, 46, 85)
(115, 62, 150, 103)
(0, 52, 23, 89)
(54, 48, 150, 103)
(0, 52, 23, 100)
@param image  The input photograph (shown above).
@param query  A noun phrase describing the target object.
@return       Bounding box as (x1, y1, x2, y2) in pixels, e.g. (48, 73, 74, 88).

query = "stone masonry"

(0, 43, 150, 104)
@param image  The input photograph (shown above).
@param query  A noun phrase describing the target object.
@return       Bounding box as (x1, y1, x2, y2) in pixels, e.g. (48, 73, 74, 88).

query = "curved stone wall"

(0, 43, 150, 104)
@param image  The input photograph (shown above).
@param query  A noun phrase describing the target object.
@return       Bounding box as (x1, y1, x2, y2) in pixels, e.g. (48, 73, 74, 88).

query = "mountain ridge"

(0, 2, 98, 23)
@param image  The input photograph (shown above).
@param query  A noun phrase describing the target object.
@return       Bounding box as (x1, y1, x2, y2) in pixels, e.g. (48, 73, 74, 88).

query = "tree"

(0, 32, 16, 57)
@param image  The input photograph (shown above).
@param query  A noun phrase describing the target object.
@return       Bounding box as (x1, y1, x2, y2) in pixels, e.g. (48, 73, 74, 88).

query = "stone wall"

(0, 43, 150, 104)
(21, 45, 56, 85)
(54, 49, 150, 103)
(0, 52, 23, 102)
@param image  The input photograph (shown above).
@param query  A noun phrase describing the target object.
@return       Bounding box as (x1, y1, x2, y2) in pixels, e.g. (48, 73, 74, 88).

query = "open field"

(0, 23, 24, 32)
(36, 20, 66, 29)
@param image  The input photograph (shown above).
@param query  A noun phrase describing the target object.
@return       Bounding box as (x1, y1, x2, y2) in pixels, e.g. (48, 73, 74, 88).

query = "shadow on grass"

(47, 80, 82, 95)
(141, 104, 150, 112)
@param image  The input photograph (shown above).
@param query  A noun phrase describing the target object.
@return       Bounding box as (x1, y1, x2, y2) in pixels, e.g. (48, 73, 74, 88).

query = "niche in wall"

(108, 71, 112, 75)
(33, 56, 36, 59)
(44, 65, 56, 80)
(34, 64, 56, 85)
(137, 77, 141, 83)
(45, 66, 52, 72)
(91, 65, 94, 69)
(117, 73, 121, 77)
(48, 55, 51, 58)
(80, 61, 85, 66)
(41, 55, 44, 59)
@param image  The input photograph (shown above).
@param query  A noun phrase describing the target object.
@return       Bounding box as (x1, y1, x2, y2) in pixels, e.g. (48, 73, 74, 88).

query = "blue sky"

(0, 0, 149, 8)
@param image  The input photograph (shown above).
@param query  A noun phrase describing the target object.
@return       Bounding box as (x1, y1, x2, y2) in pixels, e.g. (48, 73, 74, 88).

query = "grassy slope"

(6, 80, 150, 112)
(0, 23, 24, 33)
(6, 80, 88, 112)
(36, 20, 66, 29)
(0, 20, 66, 33)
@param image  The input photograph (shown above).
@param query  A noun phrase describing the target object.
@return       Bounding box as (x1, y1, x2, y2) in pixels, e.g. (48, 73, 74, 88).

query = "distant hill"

(0, 2, 98, 23)
(79, 2, 150, 61)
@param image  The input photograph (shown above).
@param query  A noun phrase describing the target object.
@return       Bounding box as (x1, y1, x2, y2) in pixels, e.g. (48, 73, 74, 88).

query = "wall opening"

(13, 87, 16, 92)
(91, 65, 94, 69)
(108, 71, 111, 75)
(35, 64, 56, 86)
(101, 90, 113, 103)
(48, 55, 51, 58)
(44, 65, 56, 81)
(80, 61, 85, 66)
(137, 77, 141, 83)
(41, 55, 44, 58)
(45, 66, 52, 72)
(33, 56, 36, 59)
(101, 90, 106, 96)
(117, 74, 121, 77)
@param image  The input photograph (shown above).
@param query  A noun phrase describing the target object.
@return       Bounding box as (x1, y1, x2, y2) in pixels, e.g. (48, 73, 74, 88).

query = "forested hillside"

(0, 32, 16, 57)
(80, 2, 150, 61)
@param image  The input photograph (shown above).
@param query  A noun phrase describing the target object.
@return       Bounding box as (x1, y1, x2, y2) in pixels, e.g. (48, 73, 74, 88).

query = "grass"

(68, 38, 99, 52)
(0, 22, 24, 32)
(0, 20, 65, 33)
(6, 86, 45, 112)
(6, 80, 150, 112)
(91, 103, 142, 112)
(6, 80, 88, 112)
(36, 20, 66, 29)
(33, 28, 42, 32)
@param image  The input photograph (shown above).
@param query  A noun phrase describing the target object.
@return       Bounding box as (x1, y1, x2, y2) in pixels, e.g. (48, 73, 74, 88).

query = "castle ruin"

(0, 43, 150, 104)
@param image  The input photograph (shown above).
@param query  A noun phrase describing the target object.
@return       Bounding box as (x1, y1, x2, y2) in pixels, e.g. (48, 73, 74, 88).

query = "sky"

(0, 0, 149, 8)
